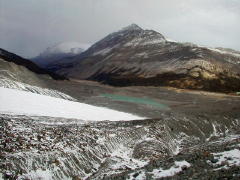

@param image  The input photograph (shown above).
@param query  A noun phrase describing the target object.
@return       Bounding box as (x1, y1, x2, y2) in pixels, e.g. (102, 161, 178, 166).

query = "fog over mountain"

(31, 42, 89, 67)
(0, 0, 240, 57)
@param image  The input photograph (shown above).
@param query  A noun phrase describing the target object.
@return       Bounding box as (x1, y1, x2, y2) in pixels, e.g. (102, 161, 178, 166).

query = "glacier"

(0, 87, 144, 121)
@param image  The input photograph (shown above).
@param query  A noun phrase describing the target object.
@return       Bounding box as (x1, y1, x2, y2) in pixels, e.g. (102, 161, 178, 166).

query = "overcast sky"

(0, 0, 239, 58)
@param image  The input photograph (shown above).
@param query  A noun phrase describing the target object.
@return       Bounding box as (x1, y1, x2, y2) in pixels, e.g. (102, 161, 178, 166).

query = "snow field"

(0, 87, 145, 121)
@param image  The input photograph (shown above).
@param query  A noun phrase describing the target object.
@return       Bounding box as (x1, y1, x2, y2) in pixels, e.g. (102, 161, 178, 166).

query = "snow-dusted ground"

(151, 160, 191, 178)
(0, 87, 144, 121)
(211, 149, 240, 170)
(110, 145, 148, 170)
(207, 47, 240, 58)
(127, 160, 191, 179)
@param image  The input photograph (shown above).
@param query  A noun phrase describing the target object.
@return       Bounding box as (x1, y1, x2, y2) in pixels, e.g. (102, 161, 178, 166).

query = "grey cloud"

(0, 0, 239, 58)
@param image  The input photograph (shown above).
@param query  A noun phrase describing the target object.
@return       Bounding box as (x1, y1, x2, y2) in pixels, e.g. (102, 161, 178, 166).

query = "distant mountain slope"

(0, 48, 65, 80)
(0, 48, 71, 99)
(31, 42, 87, 68)
(49, 24, 240, 92)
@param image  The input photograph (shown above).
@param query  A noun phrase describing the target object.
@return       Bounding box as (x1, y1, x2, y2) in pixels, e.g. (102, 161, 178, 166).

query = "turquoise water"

(101, 94, 170, 110)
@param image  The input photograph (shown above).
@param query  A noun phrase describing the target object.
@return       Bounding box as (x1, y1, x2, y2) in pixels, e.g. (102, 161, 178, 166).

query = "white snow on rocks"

(127, 171, 146, 180)
(110, 145, 148, 170)
(0, 87, 145, 121)
(207, 48, 240, 58)
(151, 160, 191, 178)
(93, 47, 113, 56)
(212, 149, 240, 170)
(124, 36, 165, 47)
(127, 160, 191, 179)
(17, 169, 53, 180)
(121, 24, 143, 32)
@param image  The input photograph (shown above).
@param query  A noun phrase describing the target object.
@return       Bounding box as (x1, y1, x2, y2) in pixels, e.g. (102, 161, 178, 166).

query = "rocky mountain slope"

(48, 24, 240, 93)
(0, 48, 71, 99)
(0, 48, 65, 80)
(31, 42, 87, 68)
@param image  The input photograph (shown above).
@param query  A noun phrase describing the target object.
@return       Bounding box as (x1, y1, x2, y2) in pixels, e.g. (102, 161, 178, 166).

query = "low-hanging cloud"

(0, 0, 239, 58)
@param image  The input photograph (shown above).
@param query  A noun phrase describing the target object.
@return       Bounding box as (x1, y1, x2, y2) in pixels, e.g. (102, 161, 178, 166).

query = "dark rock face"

(49, 24, 240, 92)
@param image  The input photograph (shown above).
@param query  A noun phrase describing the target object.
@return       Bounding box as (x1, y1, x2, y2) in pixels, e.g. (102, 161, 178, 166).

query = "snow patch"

(127, 171, 146, 180)
(212, 149, 240, 170)
(151, 160, 191, 178)
(166, 38, 178, 42)
(0, 87, 145, 121)
(121, 24, 143, 32)
(93, 47, 113, 56)
(133, 52, 149, 58)
(110, 146, 148, 170)
(172, 139, 183, 155)
(206, 123, 219, 141)
(0, 173, 3, 180)
(17, 169, 54, 180)
(0, 77, 74, 101)
(124, 36, 165, 47)
(207, 48, 240, 58)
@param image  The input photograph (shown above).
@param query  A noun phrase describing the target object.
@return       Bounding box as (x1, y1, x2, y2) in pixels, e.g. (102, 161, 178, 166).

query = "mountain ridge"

(0, 48, 66, 80)
(45, 24, 240, 93)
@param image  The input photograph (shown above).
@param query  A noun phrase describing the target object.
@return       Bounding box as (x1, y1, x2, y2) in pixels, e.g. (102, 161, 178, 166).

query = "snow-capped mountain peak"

(120, 23, 143, 32)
